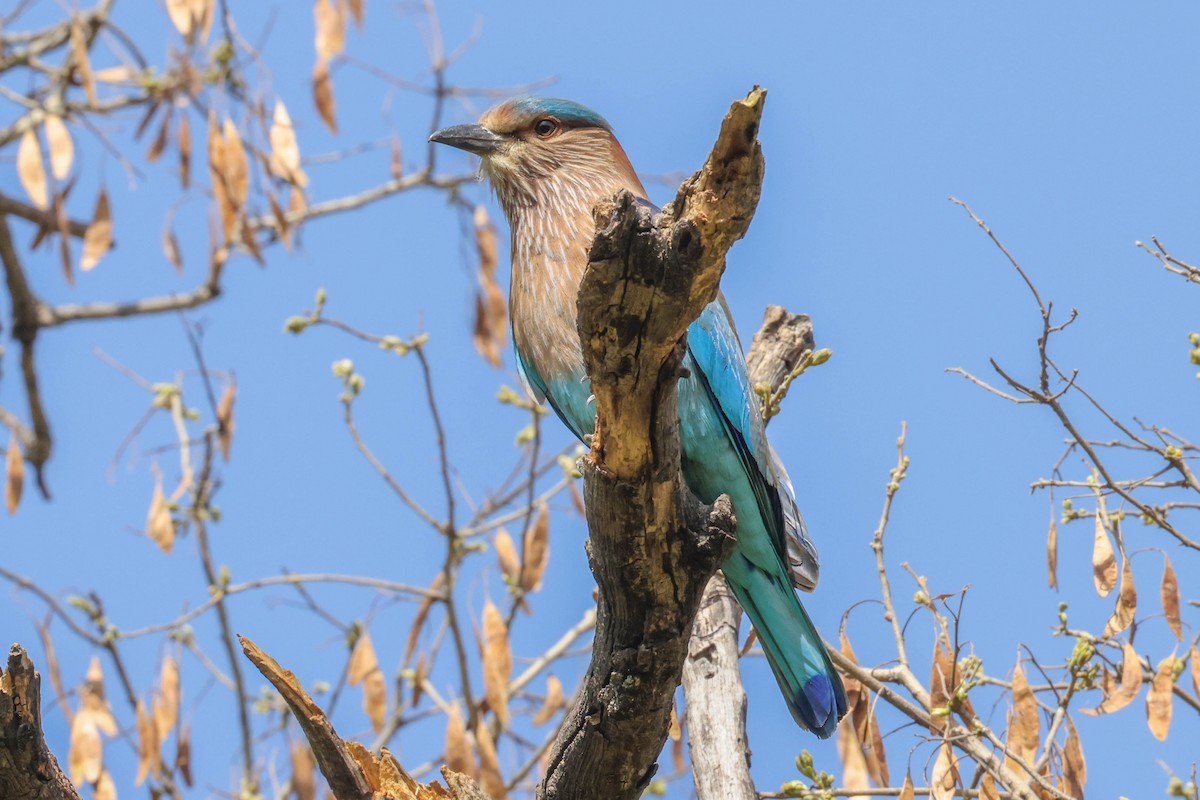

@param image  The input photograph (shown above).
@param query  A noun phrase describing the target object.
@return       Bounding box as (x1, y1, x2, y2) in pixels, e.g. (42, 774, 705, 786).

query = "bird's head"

(430, 97, 644, 211)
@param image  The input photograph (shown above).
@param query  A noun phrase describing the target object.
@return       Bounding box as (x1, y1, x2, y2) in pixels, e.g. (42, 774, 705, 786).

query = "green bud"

(643, 779, 667, 796)
(315, 287, 327, 311)
(497, 385, 523, 405)
(332, 359, 354, 378)
(284, 316, 309, 333)
(780, 781, 807, 798)
(1167, 777, 1185, 797)
(67, 595, 98, 617)
(795, 750, 815, 779)
(1189, 331, 1199, 346)
(809, 348, 832, 366)
(515, 424, 536, 445)
(312, 680, 331, 694)
(913, 590, 928, 605)
(558, 454, 583, 479)
(349, 374, 365, 395)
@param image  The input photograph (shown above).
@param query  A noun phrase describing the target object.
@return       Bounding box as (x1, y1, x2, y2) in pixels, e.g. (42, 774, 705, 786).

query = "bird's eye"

(534, 118, 559, 138)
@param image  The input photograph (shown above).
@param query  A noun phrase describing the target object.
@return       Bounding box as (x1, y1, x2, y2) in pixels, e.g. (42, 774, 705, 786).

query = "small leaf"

(314, 0, 346, 61)
(521, 502, 551, 593)
(17, 129, 48, 209)
(166, 0, 212, 41)
(1102, 555, 1136, 637)
(68, 712, 102, 784)
(135, 699, 160, 786)
(1161, 554, 1182, 640)
(312, 59, 338, 134)
(494, 528, 519, 583)
(5, 432, 24, 515)
(481, 599, 512, 726)
(220, 117, 249, 237)
(178, 112, 192, 189)
(80, 186, 112, 271)
(531, 674, 563, 726)
(348, 630, 387, 732)
(93, 769, 116, 800)
(1046, 512, 1058, 589)
(155, 655, 180, 737)
(898, 772, 915, 800)
(44, 115, 74, 180)
(835, 719, 870, 794)
(1191, 646, 1200, 700)
(1010, 659, 1039, 763)
(348, 630, 378, 685)
(1062, 715, 1086, 799)
(471, 205, 506, 367)
(410, 651, 427, 709)
(291, 742, 316, 800)
(928, 634, 953, 732)
(175, 723, 192, 786)
(1146, 653, 1175, 741)
(70, 656, 116, 785)
(147, 108, 171, 162)
(474, 720, 507, 800)
(268, 101, 308, 186)
(147, 475, 175, 552)
(1091, 513, 1117, 597)
(216, 381, 236, 462)
(166, 0, 197, 38)
(1081, 641, 1143, 716)
(390, 136, 402, 180)
(403, 572, 444, 666)
(930, 741, 959, 800)
(162, 226, 183, 273)
(69, 20, 97, 107)
(94, 66, 140, 84)
(443, 703, 475, 778)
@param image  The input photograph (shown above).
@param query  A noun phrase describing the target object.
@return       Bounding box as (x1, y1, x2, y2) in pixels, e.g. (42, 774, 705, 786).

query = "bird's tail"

(724, 564, 847, 737)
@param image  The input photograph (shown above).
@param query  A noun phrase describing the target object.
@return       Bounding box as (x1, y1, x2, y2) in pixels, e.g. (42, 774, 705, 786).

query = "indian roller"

(431, 97, 847, 737)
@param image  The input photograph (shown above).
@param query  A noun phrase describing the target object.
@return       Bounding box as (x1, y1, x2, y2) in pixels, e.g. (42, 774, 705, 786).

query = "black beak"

(428, 123, 503, 156)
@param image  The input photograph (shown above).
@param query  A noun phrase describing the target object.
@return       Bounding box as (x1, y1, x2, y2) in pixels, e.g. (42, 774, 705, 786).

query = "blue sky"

(3, 2, 1198, 797)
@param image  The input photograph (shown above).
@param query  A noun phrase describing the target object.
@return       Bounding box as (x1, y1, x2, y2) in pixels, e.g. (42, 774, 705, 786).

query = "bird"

(431, 97, 847, 737)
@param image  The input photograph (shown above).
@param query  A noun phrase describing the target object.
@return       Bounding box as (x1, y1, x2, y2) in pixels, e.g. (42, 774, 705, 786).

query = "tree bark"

(0, 644, 81, 800)
(538, 88, 767, 800)
(681, 306, 816, 800)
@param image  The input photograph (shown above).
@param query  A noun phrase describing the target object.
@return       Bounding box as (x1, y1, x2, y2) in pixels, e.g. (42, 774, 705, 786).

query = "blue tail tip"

(794, 674, 844, 739)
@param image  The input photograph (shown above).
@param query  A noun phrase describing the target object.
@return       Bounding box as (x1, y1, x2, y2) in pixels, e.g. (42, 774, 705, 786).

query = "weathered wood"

(0, 644, 81, 800)
(539, 88, 767, 800)
(681, 575, 756, 800)
(682, 306, 816, 800)
(239, 635, 493, 800)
